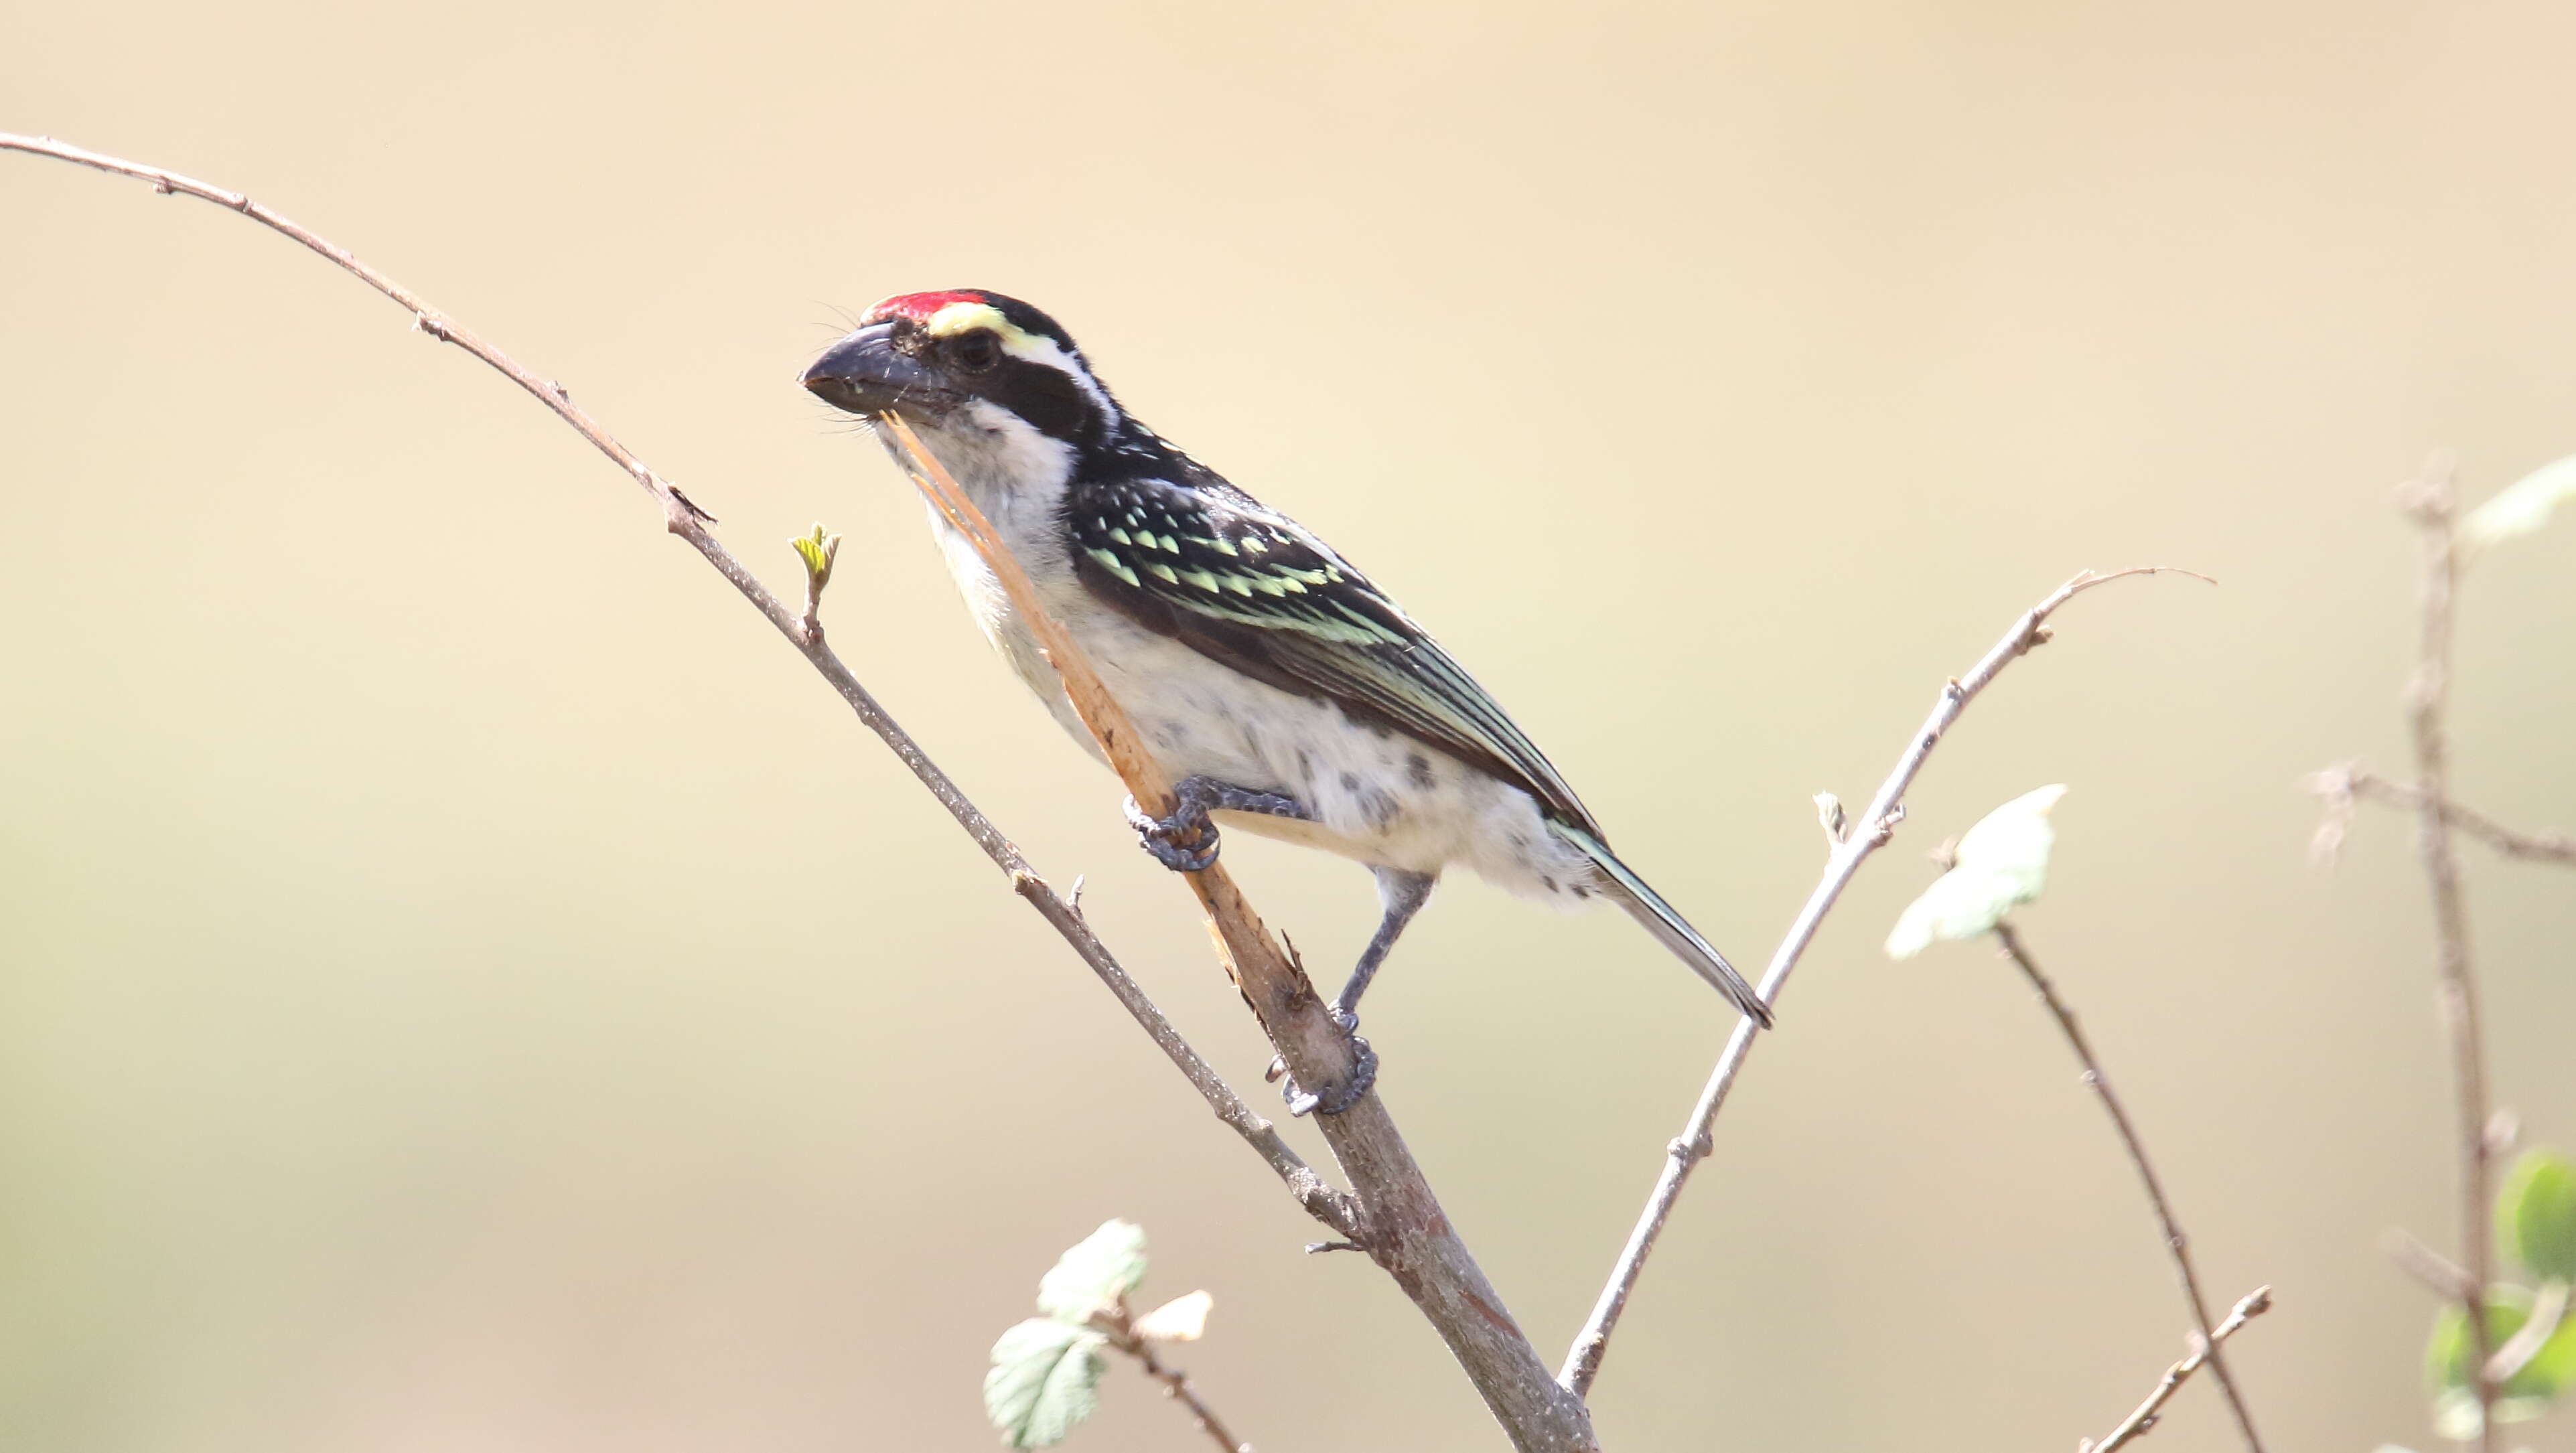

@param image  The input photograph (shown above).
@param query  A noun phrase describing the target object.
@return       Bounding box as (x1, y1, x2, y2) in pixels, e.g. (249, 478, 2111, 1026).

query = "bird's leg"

(1332, 867, 1436, 1029)
(1123, 775, 1307, 872)
(1273, 867, 1436, 1118)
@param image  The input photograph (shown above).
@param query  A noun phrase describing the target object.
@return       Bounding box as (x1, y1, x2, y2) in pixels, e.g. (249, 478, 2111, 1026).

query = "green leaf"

(1885, 785, 2069, 959)
(790, 522, 841, 589)
(2425, 1284, 2576, 1436)
(984, 1318, 1108, 1449)
(1035, 1219, 1149, 1322)
(2501, 1150, 2576, 1282)
(2460, 455, 2576, 554)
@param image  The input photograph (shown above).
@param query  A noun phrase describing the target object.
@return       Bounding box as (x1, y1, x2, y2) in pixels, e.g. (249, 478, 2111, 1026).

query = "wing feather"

(1066, 475, 1600, 834)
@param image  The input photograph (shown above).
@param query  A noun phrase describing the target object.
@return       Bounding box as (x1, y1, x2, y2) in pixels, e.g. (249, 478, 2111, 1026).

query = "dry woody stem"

(2400, 464, 2498, 1450)
(0, 134, 1344, 1227)
(2081, 1286, 2274, 1453)
(1559, 565, 2211, 1397)
(1994, 923, 2265, 1453)
(876, 417, 1594, 1452)
(0, 133, 1587, 1453)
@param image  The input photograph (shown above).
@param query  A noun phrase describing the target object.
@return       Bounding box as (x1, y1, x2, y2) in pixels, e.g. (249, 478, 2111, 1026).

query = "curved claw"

(1124, 793, 1219, 872)
(1278, 1028, 1376, 1118)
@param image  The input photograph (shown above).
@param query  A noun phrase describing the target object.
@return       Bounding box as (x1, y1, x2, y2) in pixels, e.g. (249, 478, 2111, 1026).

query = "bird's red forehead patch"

(863, 289, 991, 325)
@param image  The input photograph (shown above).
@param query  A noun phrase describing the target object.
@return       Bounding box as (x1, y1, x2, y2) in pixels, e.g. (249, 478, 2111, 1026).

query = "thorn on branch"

(666, 483, 716, 525)
(1864, 804, 1906, 848)
(1305, 1239, 1364, 1255)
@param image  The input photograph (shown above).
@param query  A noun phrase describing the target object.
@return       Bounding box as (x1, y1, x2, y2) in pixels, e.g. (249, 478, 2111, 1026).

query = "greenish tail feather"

(1549, 822, 1772, 1028)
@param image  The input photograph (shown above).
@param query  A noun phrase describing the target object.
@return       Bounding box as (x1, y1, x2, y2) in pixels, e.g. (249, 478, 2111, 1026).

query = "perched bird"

(804, 290, 1769, 1112)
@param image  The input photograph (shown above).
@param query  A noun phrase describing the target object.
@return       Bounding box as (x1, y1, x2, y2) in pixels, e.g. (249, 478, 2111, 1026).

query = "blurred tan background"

(6, 1, 2575, 1448)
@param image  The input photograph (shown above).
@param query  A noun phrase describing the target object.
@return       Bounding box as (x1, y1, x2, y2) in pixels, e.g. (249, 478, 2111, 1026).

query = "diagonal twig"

(0, 131, 1355, 1236)
(2081, 1286, 2274, 1453)
(3, 132, 1593, 1453)
(874, 424, 1593, 1450)
(1559, 566, 2213, 1395)
(1995, 923, 2265, 1453)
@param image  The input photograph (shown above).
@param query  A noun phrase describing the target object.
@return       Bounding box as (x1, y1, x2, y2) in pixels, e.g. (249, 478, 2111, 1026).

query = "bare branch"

(2399, 459, 2499, 1450)
(0, 132, 1357, 1241)
(1, 133, 1593, 1451)
(1560, 566, 2213, 1396)
(2080, 1286, 2274, 1453)
(1994, 923, 2265, 1453)
(2307, 763, 2575, 866)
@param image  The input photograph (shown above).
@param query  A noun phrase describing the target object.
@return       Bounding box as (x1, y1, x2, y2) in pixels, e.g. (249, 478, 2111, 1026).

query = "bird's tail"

(1550, 822, 1772, 1028)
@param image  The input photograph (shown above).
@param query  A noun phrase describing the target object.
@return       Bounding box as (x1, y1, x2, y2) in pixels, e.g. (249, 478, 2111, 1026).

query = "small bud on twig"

(792, 522, 842, 643)
(1814, 791, 1846, 844)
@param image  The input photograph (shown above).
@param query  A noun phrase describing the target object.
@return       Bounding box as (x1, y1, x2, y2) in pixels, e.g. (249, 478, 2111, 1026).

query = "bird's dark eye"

(948, 330, 1003, 375)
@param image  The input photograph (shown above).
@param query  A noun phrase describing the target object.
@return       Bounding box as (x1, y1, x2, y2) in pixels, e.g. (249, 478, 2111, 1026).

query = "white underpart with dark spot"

(880, 399, 1602, 906)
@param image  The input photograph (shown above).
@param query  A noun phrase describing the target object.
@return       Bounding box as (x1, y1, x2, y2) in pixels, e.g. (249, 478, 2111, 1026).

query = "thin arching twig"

(1559, 566, 2212, 1395)
(2399, 461, 2498, 1448)
(1994, 922, 2265, 1453)
(2081, 1286, 2273, 1453)
(4, 132, 1591, 1453)
(0, 132, 1353, 1233)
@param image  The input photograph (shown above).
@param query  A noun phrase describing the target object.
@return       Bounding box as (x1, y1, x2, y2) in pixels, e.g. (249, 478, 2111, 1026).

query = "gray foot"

(1123, 776, 1307, 873)
(1267, 1005, 1374, 1116)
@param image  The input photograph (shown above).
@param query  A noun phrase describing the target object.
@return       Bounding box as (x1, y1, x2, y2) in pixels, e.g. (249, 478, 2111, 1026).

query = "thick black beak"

(802, 322, 948, 416)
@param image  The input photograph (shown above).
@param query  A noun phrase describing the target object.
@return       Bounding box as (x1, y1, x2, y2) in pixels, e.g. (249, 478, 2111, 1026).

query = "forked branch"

(2082, 1286, 2274, 1453)
(1560, 566, 2212, 1396)
(1996, 923, 2265, 1452)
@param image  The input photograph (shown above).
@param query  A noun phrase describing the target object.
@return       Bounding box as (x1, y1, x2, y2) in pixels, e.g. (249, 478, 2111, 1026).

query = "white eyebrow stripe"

(923, 301, 1115, 418)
